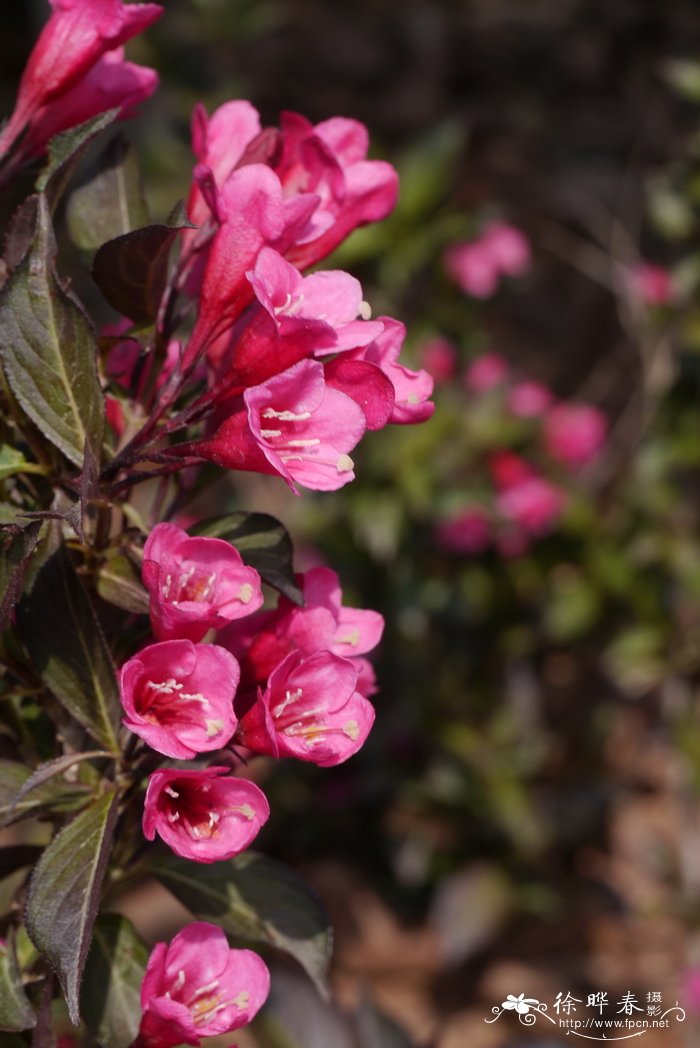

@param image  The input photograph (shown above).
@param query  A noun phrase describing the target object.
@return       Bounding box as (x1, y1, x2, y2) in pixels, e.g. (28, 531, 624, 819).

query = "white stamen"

(344, 720, 360, 740)
(171, 969, 186, 994)
(208, 810, 220, 828)
(260, 428, 283, 438)
(206, 718, 224, 737)
(336, 628, 361, 647)
(287, 438, 321, 448)
(238, 583, 254, 603)
(179, 691, 209, 706)
(167, 811, 180, 823)
(358, 300, 372, 320)
(337, 454, 354, 472)
(164, 786, 179, 799)
(261, 408, 312, 422)
(273, 687, 303, 718)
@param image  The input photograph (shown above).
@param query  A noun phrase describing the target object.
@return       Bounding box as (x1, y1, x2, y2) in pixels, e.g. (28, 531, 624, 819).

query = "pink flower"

(219, 565, 384, 694)
(435, 506, 491, 554)
(543, 403, 607, 468)
(186, 100, 262, 236)
(497, 475, 566, 536)
(143, 767, 269, 863)
(136, 922, 270, 1047)
(237, 650, 375, 767)
(142, 523, 264, 642)
(444, 240, 500, 298)
(0, 0, 162, 159)
(631, 263, 675, 306)
(481, 223, 531, 276)
(182, 165, 318, 366)
(419, 337, 458, 384)
(192, 359, 367, 493)
(444, 222, 530, 298)
(15, 47, 157, 160)
(274, 112, 399, 270)
(119, 640, 239, 759)
(248, 247, 382, 354)
(506, 380, 554, 418)
(351, 318, 434, 424)
(464, 352, 510, 393)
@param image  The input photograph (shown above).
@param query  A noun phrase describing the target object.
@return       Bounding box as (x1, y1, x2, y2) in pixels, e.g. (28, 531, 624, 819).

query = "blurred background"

(7, 1, 700, 1044)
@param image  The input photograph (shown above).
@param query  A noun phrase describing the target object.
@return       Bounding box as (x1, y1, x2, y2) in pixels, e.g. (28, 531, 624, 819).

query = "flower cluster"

(436, 352, 607, 556)
(0, 4, 429, 1044)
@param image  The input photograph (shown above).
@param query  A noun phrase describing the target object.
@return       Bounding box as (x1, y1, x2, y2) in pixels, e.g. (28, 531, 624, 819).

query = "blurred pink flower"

(435, 506, 491, 554)
(507, 380, 554, 418)
(136, 922, 269, 1046)
(543, 403, 607, 469)
(682, 966, 700, 1013)
(497, 475, 566, 536)
(631, 263, 675, 307)
(419, 337, 458, 383)
(444, 222, 530, 298)
(464, 352, 510, 393)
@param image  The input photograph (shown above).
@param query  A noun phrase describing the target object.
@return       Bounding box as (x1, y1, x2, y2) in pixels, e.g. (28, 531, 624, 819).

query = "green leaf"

(0, 446, 46, 481)
(0, 751, 112, 829)
(92, 220, 191, 326)
(96, 552, 149, 614)
(0, 930, 36, 1032)
(150, 851, 331, 995)
(0, 194, 104, 468)
(35, 109, 120, 202)
(16, 545, 121, 752)
(0, 520, 42, 631)
(191, 512, 302, 604)
(81, 914, 148, 1048)
(65, 135, 148, 253)
(25, 791, 120, 1026)
(0, 762, 87, 825)
(0, 760, 90, 827)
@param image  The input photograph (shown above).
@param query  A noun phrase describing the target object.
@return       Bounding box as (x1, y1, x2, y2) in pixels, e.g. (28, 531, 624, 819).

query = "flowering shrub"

(0, 1, 432, 1043)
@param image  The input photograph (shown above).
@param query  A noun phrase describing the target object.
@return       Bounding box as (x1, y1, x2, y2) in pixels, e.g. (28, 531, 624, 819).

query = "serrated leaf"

(150, 850, 331, 996)
(0, 760, 91, 827)
(92, 221, 190, 326)
(81, 914, 148, 1048)
(16, 545, 121, 752)
(3, 196, 39, 273)
(0, 195, 104, 467)
(66, 135, 148, 253)
(0, 520, 42, 632)
(35, 109, 120, 201)
(191, 512, 302, 604)
(0, 930, 36, 1032)
(25, 791, 120, 1026)
(96, 552, 149, 614)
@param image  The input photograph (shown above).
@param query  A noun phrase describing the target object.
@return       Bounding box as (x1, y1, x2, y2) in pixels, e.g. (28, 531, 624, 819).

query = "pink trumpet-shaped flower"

(351, 318, 434, 425)
(237, 649, 375, 767)
(219, 565, 384, 693)
(506, 380, 554, 418)
(435, 506, 491, 554)
(248, 246, 382, 353)
(275, 112, 399, 270)
(543, 403, 607, 469)
(496, 474, 566, 536)
(445, 222, 530, 298)
(143, 767, 269, 863)
(631, 263, 675, 307)
(0, 0, 162, 158)
(182, 164, 318, 366)
(136, 922, 270, 1047)
(193, 359, 367, 493)
(142, 523, 263, 643)
(119, 640, 239, 759)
